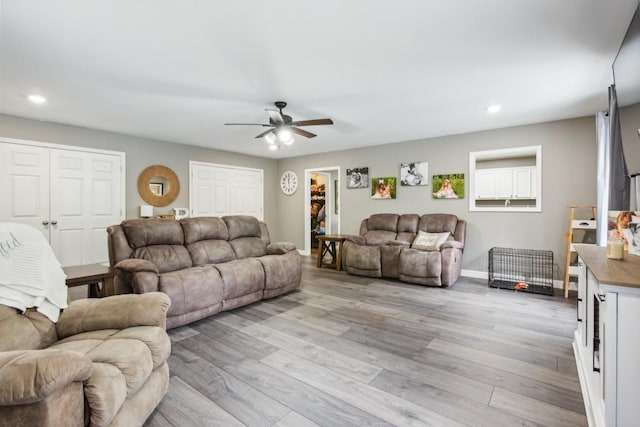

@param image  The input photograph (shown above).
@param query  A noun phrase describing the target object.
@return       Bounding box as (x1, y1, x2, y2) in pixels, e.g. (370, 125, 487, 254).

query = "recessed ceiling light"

(486, 104, 501, 113)
(27, 94, 47, 104)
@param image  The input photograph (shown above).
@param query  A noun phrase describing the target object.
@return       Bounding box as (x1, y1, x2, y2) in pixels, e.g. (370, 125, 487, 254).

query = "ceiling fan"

(224, 101, 333, 145)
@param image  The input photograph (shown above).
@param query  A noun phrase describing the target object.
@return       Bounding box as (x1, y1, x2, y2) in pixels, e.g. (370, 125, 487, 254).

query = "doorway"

(304, 167, 340, 255)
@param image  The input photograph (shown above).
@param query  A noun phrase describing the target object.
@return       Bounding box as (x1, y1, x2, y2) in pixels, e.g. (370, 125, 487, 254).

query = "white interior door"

(0, 143, 50, 240)
(50, 149, 123, 265)
(190, 162, 263, 219)
(0, 139, 124, 267)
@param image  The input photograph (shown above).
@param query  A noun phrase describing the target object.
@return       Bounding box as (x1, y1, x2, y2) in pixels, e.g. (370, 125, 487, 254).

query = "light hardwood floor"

(145, 256, 586, 427)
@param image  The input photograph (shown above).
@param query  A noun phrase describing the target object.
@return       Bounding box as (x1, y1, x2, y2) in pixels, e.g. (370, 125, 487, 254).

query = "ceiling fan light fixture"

(268, 144, 278, 151)
(276, 127, 294, 146)
(264, 132, 276, 145)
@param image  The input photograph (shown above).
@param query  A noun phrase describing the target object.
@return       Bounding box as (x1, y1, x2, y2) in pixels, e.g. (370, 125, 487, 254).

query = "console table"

(573, 244, 640, 427)
(63, 263, 115, 298)
(316, 235, 348, 271)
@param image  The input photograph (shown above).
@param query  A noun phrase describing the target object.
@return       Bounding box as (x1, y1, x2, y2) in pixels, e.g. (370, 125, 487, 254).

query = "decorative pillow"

(411, 231, 450, 251)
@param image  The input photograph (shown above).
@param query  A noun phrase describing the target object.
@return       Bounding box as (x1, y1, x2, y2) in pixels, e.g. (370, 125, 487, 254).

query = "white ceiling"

(1, 1, 638, 159)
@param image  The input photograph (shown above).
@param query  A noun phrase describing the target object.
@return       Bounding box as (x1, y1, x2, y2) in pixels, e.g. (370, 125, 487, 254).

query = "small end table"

(63, 263, 116, 298)
(316, 235, 348, 271)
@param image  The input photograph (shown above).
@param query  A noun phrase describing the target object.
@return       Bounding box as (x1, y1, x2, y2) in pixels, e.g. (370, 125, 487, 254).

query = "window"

(469, 145, 542, 212)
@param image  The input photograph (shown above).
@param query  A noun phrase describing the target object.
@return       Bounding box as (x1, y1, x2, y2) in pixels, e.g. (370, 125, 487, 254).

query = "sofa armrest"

(345, 235, 365, 245)
(114, 259, 160, 294)
(441, 240, 464, 250)
(56, 293, 171, 338)
(115, 258, 159, 274)
(0, 349, 92, 405)
(267, 242, 297, 255)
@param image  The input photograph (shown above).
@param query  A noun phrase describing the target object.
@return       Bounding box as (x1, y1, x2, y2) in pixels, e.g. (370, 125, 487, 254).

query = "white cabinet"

(0, 139, 124, 266)
(573, 245, 640, 427)
(474, 166, 535, 199)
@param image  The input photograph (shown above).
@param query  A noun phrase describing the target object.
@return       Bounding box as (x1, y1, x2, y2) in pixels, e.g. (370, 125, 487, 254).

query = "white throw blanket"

(0, 222, 67, 322)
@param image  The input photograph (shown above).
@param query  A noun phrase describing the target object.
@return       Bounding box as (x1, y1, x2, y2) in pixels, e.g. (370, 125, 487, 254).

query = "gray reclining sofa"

(342, 213, 465, 286)
(107, 215, 301, 329)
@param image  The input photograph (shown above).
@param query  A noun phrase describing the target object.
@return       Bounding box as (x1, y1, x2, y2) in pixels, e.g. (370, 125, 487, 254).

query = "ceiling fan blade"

(266, 109, 285, 125)
(291, 127, 317, 138)
(289, 118, 334, 127)
(224, 123, 272, 126)
(255, 129, 275, 139)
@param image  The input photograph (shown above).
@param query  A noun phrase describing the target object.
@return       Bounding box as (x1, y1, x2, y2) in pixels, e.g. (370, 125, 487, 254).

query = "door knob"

(42, 220, 49, 226)
(51, 220, 58, 225)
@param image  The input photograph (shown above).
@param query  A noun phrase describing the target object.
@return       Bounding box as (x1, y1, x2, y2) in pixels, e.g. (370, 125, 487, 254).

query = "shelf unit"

(563, 205, 597, 298)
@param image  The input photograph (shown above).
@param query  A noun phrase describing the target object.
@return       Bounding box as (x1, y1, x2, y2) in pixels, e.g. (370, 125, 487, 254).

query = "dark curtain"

(608, 85, 630, 210)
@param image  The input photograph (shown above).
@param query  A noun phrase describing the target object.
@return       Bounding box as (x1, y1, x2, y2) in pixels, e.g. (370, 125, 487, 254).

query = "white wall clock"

(280, 170, 298, 195)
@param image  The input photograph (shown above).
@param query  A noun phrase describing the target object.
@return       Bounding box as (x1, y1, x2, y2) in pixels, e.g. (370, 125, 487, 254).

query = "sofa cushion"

(397, 214, 420, 233)
(122, 219, 184, 247)
(344, 244, 381, 277)
(133, 245, 193, 273)
(367, 213, 399, 232)
(364, 230, 397, 245)
(258, 253, 302, 291)
(181, 217, 229, 244)
(158, 267, 223, 317)
(186, 240, 236, 265)
(214, 259, 265, 300)
(418, 214, 459, 234)
(399, 249, 442, 285)
(411, 231, 450, 251)
(223, 215, 261, 239)
(229, 237, 267, 258)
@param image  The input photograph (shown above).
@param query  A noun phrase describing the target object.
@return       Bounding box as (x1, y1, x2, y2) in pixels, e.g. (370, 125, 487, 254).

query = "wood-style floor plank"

(143, 255, 586, 427)
(262, 349, 466, 427)
(150, 376, 245, 427)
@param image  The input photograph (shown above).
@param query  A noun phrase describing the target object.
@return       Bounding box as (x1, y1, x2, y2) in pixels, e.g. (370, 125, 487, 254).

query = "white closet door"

(230, 168, 261, 217)
(190, 162, 263, 220)
(50, 149, 122, 265)
(0, 143, 50, 239)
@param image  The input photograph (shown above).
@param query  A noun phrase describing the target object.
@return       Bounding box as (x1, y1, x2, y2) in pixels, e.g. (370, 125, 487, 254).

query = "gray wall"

(0, 114, 280, 237)
(277, 116, 599, 277)
(3, 106, 637, 276)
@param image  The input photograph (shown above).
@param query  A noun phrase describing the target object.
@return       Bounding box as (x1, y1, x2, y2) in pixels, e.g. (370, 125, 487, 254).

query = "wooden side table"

(316, 235, 348, 271)
(63, 263, 116, 298)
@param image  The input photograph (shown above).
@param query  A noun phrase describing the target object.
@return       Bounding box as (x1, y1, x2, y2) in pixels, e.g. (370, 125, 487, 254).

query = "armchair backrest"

(0, 306, 58, 351)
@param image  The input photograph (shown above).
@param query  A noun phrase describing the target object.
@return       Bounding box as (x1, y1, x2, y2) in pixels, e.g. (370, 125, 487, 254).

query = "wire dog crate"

(488, 247, 554, 296)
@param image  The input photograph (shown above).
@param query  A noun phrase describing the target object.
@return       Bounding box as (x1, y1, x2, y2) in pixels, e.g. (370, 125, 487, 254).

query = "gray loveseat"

(107, 216, 301, 329)
(342, 213, 465, 286)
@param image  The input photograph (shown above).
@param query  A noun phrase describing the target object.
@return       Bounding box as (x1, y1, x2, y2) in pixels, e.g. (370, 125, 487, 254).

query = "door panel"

(50, 149, 122, 265)
(191, 163, 263, 219)
(0, 143, 50, 239)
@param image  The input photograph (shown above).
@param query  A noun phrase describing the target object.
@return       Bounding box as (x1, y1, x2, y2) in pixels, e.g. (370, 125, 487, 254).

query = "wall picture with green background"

(432, 173, 464, 199)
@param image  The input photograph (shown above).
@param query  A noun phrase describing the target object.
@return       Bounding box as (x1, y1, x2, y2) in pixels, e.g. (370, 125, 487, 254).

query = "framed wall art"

(371, 177, 396, 199)
(400, 162, 428, 186)
(346, 167, 369, 188)
(432, 173, 465, 199)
